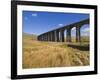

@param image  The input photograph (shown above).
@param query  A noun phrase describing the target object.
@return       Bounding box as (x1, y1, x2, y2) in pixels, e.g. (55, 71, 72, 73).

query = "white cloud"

(32, 13, 38, 17)
(58, 24, 63, 26)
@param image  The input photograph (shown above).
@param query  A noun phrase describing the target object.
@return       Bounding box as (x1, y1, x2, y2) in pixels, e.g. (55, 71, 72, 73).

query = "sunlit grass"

(23, 34, 90, 69)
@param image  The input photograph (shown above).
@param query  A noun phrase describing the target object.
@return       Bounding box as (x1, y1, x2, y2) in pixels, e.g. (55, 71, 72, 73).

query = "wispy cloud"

(58, 24, 63, 27)
(32, 13, 38, 17)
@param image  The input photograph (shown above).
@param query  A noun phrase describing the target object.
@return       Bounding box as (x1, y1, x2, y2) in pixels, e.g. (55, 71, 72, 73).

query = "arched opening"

(64, 29, 67, 42)
(71, 27, 76, 43)
(80, 24, 90, 43)
(58, 31, 60, 42)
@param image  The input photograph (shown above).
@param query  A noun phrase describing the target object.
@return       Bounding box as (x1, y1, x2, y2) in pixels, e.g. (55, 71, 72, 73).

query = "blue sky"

(22, 11, 89, 36)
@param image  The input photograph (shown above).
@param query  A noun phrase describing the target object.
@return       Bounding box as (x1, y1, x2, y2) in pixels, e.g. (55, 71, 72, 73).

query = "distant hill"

(23, 32, 37, 40)
(81, 36, 89, 42)
(69, 36, 89, 43)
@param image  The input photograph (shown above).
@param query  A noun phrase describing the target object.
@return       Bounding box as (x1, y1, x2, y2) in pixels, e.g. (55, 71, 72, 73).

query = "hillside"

(23, 32, 37, 40)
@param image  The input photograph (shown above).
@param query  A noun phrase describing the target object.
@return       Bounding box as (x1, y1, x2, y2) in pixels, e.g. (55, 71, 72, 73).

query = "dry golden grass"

(23, 35, 90, 69)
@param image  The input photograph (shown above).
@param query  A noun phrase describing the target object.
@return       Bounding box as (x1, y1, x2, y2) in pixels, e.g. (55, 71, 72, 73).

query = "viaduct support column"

(76, 25, 81, 42)
(47, 33, 49, 41)
(40, 35, 42, 41)
(39, 36, 41, 41)
(60, 29, 64, 42)
(45, 34, 47, 41)
(37, 36, 39, 41)
(54, 30, 57, 42)
(46, 34, 48, 41)
(53, 31, 55, 41)
(48, 33, 50, 41)
(41, 35, 43, 41)
(50, 32, 52, 41)
(51, 31, 53, 41)
(43, 34, 45, 41)
(44, 34, 45, 41)
(67, 28, 71, 42)
(43, 35, 45, 41)
(56, 30, 59, 42)
(52, 31, 55, 41)
(38, 36, 39, 41)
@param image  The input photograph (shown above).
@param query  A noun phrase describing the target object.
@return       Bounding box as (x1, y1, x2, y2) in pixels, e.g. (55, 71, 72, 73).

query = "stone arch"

(64, 29, 67, 42)
(80, 24, 90, 43)
(71, 27, 76, 43)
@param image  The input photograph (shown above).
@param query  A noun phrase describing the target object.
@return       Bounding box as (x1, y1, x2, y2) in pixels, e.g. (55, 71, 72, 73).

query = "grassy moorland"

(22, 33, 90, 69)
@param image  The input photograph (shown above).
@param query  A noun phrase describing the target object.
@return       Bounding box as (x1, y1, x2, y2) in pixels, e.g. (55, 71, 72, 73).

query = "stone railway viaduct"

(37, 18, 89, 42)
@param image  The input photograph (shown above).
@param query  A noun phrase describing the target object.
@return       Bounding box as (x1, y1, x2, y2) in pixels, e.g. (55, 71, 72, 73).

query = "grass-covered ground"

(23, 33, 90, 69)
